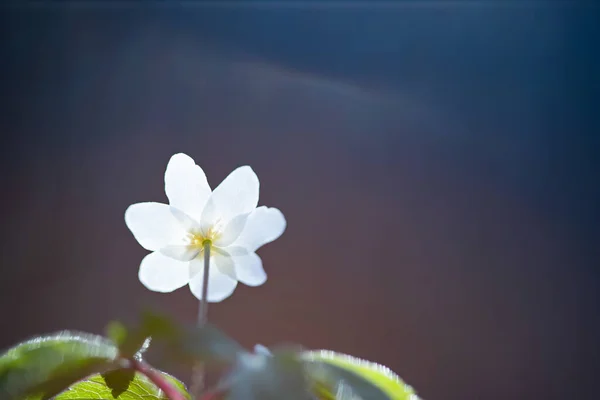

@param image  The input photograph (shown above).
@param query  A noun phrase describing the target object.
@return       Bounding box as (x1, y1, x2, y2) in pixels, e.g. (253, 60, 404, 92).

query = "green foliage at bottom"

(52, 370, 190, 400)
(0, 331, 119, 400)
(0, 317, 421, 400)
(303, 350, 419, 400)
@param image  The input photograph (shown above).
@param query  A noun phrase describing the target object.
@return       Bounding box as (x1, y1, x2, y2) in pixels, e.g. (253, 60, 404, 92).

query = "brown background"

(1, 3, 598, 400)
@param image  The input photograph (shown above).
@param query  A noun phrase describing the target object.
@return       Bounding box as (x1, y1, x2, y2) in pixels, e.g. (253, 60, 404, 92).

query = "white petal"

(213, 248, 237, 279)
(199, 197, 219, 236)
(234, 252, 267, 287)
(170, 206, 202, 233)
(223, 246, 249, 257)
(138, 251, 190, 292)
(234, 207, 286, 252)
(160, 245, 199, 261)
(201, 166, 259, 228)
(214, 213, 249, 247)
(189, 257, 238, 302)
(125, 202, 185, 251)
(165, 153, 212, 222)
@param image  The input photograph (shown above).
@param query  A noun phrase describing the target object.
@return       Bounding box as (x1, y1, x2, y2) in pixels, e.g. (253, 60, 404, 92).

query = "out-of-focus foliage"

(53, 370, 189, 400)
(304, 350, 418, 400)
(222, 348, 313, 400)
(0, 331, 119, 400)
(219, 345, 410, 400)
(125, 312, 245, 368)
(0, 314, 420, 400)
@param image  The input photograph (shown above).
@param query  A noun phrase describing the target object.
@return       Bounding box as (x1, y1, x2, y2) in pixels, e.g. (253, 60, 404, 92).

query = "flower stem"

(198, 240, 212, 325)
(131, 358, 187, 400)
(190, 240, 212, 398)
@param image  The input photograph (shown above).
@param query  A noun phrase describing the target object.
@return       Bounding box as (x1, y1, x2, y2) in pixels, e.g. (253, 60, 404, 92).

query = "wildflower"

(125, 153, 286, 302)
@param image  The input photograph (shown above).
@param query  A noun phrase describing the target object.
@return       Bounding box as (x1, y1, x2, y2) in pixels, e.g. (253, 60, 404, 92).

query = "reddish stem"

(198, 390, 225, 400)
(130, 358, 188, 400)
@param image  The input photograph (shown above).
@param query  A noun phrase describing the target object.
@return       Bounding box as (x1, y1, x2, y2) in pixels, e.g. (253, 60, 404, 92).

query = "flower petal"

(234, 206, 286, 252)
(125, 202, 185, 251)
(201, 166, 259, 228)
(138, 251, 190, 292)
(189, 257, 238, 302)
(160, 245, 200, 261)
(165, 153, 212, 222)
(170, 206, 202, 234)
(223, 246, 249, 257)
(213, 248, 237, 279)
(213, 213, 249, 247)
(199, 197, 219, 236)
(234, 252, 267, 287)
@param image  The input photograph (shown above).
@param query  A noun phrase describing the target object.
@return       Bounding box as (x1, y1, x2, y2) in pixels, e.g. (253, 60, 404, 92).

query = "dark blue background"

(1, 2, 598, 399)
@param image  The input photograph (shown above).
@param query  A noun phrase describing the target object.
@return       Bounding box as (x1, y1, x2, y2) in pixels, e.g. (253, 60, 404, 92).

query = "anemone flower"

(125, 153, 286, 302)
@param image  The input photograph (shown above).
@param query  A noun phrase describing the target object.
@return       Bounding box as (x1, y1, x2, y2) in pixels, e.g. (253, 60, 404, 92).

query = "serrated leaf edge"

(302, 350, 421, 400)
(1, 330, 119, 359)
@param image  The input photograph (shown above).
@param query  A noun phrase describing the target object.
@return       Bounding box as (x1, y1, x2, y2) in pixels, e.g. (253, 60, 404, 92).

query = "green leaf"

(53, 370, 191, 400)
(0, 331, 119, 400)
(303, 350, 419, 400)
(138, 312, 179, 340)
(105, 320, 149, 360)
(223, 349, 313, 400)
(176, 324, 245, 366)
(102, 369, 136, 397)
(105, 322, 128, 348)
(135, 312, 244, 367)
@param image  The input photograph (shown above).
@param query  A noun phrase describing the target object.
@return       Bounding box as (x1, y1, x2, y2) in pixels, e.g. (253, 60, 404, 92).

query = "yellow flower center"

(187, 224, 221, 252)
(190, 235, 210, 248)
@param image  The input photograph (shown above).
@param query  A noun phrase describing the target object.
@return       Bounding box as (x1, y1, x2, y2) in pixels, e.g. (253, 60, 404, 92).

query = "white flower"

(125, 153, 286, 302)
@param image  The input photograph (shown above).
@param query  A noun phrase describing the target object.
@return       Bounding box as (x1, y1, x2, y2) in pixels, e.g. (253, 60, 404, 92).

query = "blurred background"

(1, 2, 598, 399)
